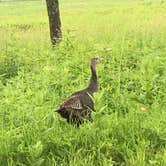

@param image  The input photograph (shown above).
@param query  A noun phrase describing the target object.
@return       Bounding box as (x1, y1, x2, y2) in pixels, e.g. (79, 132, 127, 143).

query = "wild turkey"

(55, 57, 100, 126)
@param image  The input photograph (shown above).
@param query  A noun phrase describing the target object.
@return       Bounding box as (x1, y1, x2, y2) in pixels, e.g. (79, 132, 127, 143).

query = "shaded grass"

(0, 0, 166, 165)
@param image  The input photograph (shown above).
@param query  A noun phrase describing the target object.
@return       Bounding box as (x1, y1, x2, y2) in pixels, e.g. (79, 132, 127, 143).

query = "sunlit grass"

(0, 0, 166, 165)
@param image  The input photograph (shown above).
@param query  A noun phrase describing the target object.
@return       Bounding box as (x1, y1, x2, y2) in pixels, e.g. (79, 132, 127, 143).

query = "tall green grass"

(0, 0, 166, 165)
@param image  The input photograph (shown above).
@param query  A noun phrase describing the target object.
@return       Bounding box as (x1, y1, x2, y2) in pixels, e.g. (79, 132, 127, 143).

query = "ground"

(0, 0, 166, 165)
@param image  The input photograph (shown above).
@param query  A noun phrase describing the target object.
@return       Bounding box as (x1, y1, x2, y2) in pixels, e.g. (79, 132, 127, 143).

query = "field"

(0, 0, 166, 165)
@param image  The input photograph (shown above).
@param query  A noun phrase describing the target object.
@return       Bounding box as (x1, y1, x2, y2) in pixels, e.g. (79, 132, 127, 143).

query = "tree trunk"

(46, 0, 62, 46)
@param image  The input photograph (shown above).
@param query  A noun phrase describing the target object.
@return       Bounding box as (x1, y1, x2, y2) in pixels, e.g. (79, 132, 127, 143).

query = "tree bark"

(46, 0, 62, 46)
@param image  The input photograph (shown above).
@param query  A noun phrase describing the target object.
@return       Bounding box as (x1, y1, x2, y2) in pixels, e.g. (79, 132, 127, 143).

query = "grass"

(0, 0, 166, 165)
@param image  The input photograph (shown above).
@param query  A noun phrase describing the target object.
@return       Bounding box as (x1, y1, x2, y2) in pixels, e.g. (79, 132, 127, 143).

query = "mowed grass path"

(0, 0, 166, 165)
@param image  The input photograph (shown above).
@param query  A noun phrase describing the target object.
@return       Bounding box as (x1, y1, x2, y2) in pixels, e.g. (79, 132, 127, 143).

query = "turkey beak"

(99, 57, 103, 63)
(97, 57, 102, 64)
(95, 58, 100, 64)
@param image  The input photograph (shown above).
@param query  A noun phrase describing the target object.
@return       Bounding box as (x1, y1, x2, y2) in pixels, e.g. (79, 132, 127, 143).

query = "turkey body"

(56, 90, 95, 126)
(55, 57, 99, 126)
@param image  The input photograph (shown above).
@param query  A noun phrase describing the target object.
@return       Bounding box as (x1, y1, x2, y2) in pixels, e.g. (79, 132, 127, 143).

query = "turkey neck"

(86, 64, 98, 94)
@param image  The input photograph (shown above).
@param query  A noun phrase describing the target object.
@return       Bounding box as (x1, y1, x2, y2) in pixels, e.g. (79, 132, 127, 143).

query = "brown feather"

(60, 95, 83, 110)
